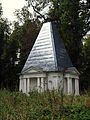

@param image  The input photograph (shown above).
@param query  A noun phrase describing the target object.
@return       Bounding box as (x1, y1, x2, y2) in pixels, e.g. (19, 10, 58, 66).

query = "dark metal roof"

(21, 22, 73, 73)
(51, 22, 73, 71)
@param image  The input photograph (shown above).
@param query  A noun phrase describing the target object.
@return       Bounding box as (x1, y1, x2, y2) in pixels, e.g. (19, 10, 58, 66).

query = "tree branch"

(31, 3, 46, 21)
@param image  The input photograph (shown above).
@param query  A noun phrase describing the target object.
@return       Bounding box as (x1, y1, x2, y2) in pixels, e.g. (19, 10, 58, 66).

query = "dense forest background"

(0, 0, 90, 92)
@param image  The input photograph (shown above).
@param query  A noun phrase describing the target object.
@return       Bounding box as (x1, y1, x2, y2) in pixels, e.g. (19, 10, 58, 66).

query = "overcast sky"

(1, 0, 27, 22)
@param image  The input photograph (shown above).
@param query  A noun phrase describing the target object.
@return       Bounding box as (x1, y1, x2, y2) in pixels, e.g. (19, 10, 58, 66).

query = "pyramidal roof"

(22, 22, 73, 73)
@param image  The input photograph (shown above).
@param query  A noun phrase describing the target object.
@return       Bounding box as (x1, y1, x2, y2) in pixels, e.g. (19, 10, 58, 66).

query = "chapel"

(19, 22, 79, 95)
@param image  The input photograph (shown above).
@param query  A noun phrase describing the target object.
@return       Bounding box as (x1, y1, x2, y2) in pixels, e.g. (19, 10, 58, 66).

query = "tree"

(0, 3, 19, 90)
(0, 3, 41, 90)
(49, 0, 90, 91)
(0, 3, 10, 88)
(25, 0, 51, 21)
(0, 3, 2, 16)
(12, 7, 41, 72)
(80, 36, 90, 91)
(50, 0, 90, 69)
(16, 20, 40, 71)
(14, 6, 32, 24)
(0, 4, 41, 90)
(0, 19, 12, 89)
(0, 19, 19, 90)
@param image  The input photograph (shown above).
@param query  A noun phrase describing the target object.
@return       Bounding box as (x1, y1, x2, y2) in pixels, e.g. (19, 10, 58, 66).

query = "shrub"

(0, 90, 90, 120)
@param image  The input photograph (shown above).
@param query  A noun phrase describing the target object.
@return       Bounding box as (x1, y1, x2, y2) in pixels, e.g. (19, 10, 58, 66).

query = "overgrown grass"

(0, 90, 90, 120)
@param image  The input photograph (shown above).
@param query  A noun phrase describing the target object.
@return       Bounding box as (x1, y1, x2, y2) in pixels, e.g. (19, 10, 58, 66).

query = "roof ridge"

(50, 22, 58, 70)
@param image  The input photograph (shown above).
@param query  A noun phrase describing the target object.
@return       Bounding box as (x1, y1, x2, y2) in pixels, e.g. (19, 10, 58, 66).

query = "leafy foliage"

(0, 90, 90, 120)
(0, 3, 40, 90)
(12, 6, 41, 72)
(80, 36, 90, 90)
(48, 0, 90, 90)
(14, 6, 32, 24)
(26, 0, 51, 20)
(49, 0, 89, 69)
(0, 2, 19, 90)
(0, 3, 2, 16)
(18, 20, 40, 71)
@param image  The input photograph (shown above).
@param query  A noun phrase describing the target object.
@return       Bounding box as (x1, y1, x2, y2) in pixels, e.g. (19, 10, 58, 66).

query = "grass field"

(0, 90, 90, 120)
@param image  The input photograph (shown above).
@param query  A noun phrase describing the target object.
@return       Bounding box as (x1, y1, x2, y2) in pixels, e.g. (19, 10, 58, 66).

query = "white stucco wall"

(30, 78, 37, 91)
(47, 72, 63, 90)
(19, 71, 79, 95)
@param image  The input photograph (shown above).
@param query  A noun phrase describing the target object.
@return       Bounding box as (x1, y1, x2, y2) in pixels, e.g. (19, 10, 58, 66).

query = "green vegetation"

(0, 2, 40, 90)
(0, 90, 90, 120)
